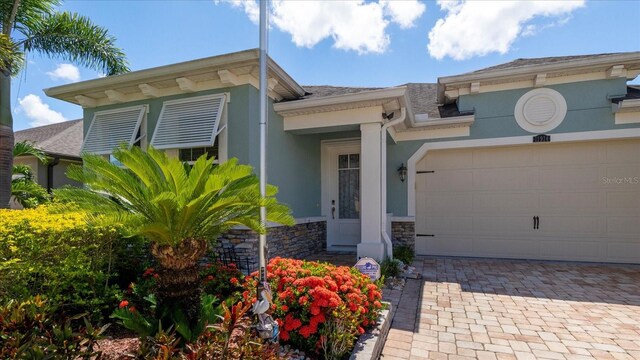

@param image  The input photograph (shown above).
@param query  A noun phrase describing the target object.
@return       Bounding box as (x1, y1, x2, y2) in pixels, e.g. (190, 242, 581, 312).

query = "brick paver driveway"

(381, 257, 640, 360)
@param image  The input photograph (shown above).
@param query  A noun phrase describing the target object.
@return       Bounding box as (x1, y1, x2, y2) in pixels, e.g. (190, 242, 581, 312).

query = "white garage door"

(415, 139, 640, 263)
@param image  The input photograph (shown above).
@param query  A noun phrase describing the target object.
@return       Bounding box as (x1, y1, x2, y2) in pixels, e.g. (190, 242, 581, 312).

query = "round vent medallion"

(514, 88, 566, 133)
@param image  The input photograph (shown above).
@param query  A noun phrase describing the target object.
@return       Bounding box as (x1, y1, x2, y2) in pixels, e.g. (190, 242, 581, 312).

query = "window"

(179, 145, 219, 164)
(151, 94, 226, 149)
(82, 105, 146, 154)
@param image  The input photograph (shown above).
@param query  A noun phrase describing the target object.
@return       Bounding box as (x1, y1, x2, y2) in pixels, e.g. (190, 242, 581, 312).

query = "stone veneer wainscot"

(214, 221, 326, 271)
(391, 221, 415, 251)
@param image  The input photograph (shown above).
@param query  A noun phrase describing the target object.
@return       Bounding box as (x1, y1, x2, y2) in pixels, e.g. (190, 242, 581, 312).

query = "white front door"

(322, 141, 361, 252)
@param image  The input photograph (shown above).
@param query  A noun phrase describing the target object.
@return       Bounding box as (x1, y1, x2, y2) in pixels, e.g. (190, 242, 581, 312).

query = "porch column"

(357, 122, 385, 260)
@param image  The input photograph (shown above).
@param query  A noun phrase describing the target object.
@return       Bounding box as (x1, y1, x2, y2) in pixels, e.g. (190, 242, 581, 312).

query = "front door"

(322, 141, 361, 252)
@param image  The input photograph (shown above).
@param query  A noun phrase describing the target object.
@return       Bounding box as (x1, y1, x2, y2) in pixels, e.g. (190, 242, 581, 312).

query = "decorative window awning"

(82, 105, 146, 154)
(151, 94, 226, 149)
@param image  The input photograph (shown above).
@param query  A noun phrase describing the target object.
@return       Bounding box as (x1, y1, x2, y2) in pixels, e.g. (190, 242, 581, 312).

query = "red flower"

(299, 325, 316, 338)
(230, 277, 239, 286)
(206, 275, 214, 281)
(358, 326, 365, 334)
(310, 305, 321, 315)
(129, 306, 137, 313)
(280, 330, 290, 341)
(281, 305, 289, 312)
(284, 313, 302, 331)
(299, 296, 308, 305)
(142, 268, 154, 277)
(119, 300, 129, 308)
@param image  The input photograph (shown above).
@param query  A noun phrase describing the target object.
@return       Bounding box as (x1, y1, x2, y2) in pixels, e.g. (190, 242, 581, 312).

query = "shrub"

(393, 245, 415, 265)
(244, 258, 383, 359)
(0, 296, 107, 359)
(132, 299, 279, 360)
(380, 258, 402, 278)
(0, 205, 144, 320)
(201, 261, 244, 300)
(112, 262, 244, 340)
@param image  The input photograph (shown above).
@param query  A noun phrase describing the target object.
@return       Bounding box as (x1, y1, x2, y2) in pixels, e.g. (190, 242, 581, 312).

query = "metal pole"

(258, 0, 268, 298)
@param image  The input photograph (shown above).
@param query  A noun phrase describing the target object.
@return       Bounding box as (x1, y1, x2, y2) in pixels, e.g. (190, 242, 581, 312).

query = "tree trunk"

(0, 71, 13, 209)
(151, 238, 208, 328)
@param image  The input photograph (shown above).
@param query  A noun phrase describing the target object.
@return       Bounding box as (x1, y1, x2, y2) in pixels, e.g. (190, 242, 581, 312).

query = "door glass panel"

(338, 153, 360, 219)
(349, 154, 359, 168)
(338, 154, 349, 169)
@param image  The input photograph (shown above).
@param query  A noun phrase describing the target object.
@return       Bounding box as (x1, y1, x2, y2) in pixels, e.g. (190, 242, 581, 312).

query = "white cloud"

(46, 63, 80, 82)
(220, 0, 259, 24)
(218, 0, 426, 54)
(428, 0, 585, 60)
(381, 0, 426, 29)
(18, 94, 68, 127)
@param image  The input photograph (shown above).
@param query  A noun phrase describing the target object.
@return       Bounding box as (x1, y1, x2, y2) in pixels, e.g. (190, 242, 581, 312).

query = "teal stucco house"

(45, 50, 640, 264)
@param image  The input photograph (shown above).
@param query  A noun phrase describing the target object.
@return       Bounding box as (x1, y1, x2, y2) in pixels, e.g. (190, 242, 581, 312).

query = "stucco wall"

(386, 79, 640, 216)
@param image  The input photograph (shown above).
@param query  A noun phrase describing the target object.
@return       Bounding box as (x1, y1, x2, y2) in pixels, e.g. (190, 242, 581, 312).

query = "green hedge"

(0, 205, 144, 321)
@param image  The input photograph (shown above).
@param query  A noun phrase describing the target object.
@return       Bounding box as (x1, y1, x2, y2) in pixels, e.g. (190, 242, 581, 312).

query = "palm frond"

(11, 177, 49, 208)
(59, 145, 294, 248)
(20, 11, 128, 75)
(13, 140, 47, 162)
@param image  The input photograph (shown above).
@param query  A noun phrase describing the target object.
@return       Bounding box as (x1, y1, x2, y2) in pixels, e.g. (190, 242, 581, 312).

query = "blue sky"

(11, 0, 640, 131)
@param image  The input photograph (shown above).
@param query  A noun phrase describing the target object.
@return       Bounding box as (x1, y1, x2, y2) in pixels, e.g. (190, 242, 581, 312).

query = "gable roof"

(298, 83, 467, 120)
(14, 120, 83, 158)
(463, 53, 632, 75)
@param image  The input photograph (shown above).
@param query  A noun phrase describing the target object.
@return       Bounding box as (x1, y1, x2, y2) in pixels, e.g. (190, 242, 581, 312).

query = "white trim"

(612, 98, 640, 113)
(514, 88, 567, 133)
(441, 68, 640, 103)
(438, 52, 640, 86)
(82, 105, 146, 155)
(45, 49, 305, 106)
(284, 106, 383, 132)
(411, 114, 475, 129)
(406, 128, 640, 216)
(390, 216, 415, 222)
(615, 111, 640, 125)
(275, 87, 407, 117)
(395, 126, 470, 141)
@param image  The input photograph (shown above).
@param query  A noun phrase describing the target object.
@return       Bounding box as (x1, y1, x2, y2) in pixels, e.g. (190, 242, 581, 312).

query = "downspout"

(380, 108, 406, 259)
(46, 157, 60, 193)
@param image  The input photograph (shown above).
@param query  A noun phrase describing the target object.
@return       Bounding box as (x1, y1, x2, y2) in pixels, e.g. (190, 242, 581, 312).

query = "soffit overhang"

(44, 49, 305, 108)
(437, 52, 640, 104)
(274, 86, 409, 117)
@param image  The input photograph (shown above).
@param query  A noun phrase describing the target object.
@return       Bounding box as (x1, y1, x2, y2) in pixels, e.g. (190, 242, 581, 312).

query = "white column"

(357, 122, 385, 260)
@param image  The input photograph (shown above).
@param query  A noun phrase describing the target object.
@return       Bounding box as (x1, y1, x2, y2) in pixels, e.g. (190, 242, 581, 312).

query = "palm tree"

(55, 145, 295, 326)
(0, 0, 129, 208)
(11, 140, 49, 207)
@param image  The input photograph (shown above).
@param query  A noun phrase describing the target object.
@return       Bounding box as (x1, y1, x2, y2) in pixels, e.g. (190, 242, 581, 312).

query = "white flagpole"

(258, 0, 268, 296)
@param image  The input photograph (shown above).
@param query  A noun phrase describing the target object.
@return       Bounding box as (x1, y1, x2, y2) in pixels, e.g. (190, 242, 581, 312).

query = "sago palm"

(55, 145, 295, 325)
(0, 0, 129, 208)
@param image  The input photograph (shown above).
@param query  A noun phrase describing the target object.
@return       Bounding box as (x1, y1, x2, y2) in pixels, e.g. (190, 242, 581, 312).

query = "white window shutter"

(82, 106, 145, 154)
(151, 94, 226, 149)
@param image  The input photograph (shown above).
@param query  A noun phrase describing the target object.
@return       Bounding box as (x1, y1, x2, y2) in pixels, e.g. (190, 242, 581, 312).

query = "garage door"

(415, 139, 640, 263)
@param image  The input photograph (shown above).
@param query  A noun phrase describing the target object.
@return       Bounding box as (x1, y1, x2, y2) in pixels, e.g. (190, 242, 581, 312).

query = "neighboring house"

(44, 50, 640, 265)
(14, 120, 83, 191)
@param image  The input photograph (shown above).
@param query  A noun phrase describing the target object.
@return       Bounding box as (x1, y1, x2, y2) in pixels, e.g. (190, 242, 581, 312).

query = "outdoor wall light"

(397, 163, 407, 182)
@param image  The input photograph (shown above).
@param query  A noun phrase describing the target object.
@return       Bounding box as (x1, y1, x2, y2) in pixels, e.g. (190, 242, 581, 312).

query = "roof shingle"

(14, 120, 83, 158)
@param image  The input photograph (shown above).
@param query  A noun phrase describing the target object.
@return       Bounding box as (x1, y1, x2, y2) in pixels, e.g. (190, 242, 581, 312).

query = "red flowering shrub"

(201, 262, 244, 300)
(244, 258, 383, 358)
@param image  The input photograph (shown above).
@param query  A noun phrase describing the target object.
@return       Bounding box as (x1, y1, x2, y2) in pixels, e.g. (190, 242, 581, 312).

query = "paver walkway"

(381, 256, 640, 360)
